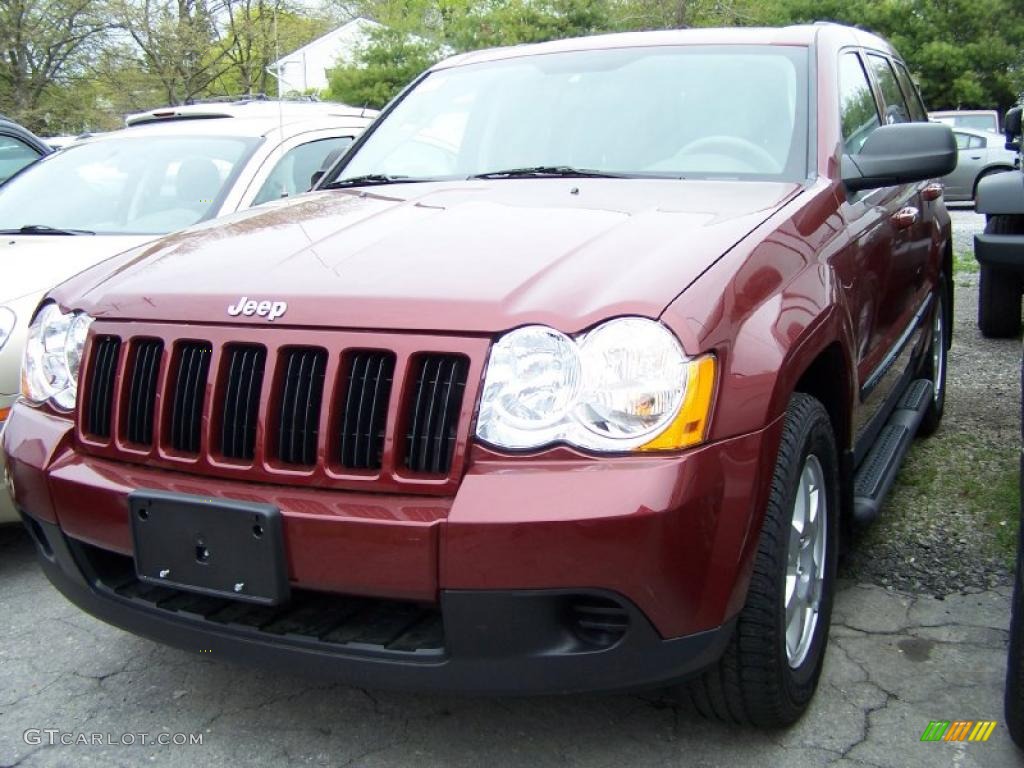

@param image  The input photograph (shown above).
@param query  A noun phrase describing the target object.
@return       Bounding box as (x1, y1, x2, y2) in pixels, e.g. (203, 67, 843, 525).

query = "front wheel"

(683, 394, 839, 727)
(918, 277, 948, 437)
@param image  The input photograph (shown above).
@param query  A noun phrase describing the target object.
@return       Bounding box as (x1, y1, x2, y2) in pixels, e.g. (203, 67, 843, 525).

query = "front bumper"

(5, 401, 780, 693)
(975, 232, 1024, 272)
(24, 511, 733, 693)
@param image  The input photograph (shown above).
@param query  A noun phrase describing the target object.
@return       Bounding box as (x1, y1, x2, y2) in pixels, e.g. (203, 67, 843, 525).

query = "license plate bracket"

(129, 490, 289, 605)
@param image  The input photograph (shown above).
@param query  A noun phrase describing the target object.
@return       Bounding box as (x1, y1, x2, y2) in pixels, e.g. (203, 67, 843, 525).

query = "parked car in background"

(0, 99, 376, 523)
(930, 109, 1001, 133)
(940, 127, 1017, 202)
(3, 24, 956, 725)
(0, 116, 51, 184)
(973, 105, 1024, 336)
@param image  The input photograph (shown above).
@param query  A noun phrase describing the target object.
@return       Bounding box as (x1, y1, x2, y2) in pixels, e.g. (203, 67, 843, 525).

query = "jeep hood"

(53, 179, 801, 334)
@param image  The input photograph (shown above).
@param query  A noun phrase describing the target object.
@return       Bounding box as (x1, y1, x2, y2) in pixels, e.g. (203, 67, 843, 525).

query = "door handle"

(970, 155, 982, 160)
(922, 183, 943, 201)
(891, 206, 919, 229)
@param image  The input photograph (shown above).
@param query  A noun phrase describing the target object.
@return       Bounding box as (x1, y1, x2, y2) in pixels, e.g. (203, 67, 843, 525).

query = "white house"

(272, 17, 382, 95)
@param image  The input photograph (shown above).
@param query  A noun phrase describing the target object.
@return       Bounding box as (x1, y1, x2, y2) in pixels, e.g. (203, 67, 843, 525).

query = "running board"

(852, 379, 933, 525)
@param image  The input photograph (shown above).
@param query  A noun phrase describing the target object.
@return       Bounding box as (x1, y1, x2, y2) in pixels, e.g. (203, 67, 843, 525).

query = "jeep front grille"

(274, 346, 327, 467)
(338, 350, 395, 471)
(84, 335, 121, 439)
(218, 344, 267, 461)
(405, 355, 469, 475)
(168, 341, 212, 454)
(76, 322, 485, 495)
(124, 339, 163, 446)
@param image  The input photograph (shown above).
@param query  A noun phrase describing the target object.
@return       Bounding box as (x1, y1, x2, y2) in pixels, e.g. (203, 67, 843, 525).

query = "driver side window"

(838, 52, 881, 154)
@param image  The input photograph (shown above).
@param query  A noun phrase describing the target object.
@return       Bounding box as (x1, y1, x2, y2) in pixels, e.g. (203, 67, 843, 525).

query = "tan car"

(0, 99, 376, 522)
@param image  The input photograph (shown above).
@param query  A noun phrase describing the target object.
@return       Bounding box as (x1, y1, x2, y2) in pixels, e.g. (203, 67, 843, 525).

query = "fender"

(975, 168, 1024, 215)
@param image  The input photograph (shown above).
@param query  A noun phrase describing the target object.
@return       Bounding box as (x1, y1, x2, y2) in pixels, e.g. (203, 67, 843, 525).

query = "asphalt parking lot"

(1, 206, 1021, 768)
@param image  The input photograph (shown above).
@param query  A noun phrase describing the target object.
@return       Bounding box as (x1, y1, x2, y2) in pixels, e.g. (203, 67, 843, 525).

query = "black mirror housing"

(842, 122, 957, 193)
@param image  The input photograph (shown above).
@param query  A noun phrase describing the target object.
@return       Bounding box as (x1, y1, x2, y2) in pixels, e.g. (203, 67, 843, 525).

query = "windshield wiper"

(0, 224, 96, 236)
(470, 165, 627, 180)
(323, 174, 435, 189)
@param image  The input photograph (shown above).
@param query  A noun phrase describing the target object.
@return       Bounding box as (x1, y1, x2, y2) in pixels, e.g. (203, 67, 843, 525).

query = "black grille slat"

(404, 355, 467, 475)
(85, 336, 121, 438)
(339, 351, 395, 470)
(219, 345, 265, 460)
(169, 342, 211, 453)
(125, 340, 163, 445)
(276, 348, 326, 466)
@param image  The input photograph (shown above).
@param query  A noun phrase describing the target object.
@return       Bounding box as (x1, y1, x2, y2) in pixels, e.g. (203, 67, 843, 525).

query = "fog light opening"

(568, 596, 631, 648)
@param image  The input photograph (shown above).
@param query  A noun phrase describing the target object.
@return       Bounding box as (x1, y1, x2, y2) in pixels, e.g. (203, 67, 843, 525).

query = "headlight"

(477, 317, 716, 452)
(0, 307, 14, 352)
(21, 302, 94, 411)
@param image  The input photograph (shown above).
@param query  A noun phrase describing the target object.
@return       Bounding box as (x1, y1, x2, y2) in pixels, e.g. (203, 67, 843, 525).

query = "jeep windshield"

(327, 44, 809, 186)
(0, 134, 258, 235)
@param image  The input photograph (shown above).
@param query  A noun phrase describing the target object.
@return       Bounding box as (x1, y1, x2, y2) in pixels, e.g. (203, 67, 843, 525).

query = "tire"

(978, 215, 1024, 338)
(682, 394, 839, 727)
(918, 276, 948, 437)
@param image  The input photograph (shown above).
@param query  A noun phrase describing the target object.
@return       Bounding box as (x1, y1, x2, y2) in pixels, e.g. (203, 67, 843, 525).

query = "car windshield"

(334, 45, 809, 184)
(0, 134, 259, 235)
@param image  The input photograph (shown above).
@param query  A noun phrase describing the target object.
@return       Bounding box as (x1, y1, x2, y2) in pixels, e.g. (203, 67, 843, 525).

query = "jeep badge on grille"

(227, 297, 288, 321)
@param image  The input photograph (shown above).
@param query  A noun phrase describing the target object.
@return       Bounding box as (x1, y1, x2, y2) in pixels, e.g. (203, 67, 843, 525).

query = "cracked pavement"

(0, 524, 1019, 767)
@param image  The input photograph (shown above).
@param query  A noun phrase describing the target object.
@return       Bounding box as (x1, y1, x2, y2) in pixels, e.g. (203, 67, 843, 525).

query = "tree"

(0, 0, 111, 130)
(210, 3, 332, 96)
(111, 0, 232, 104)
(768, 0, 1024, 112)
(325, 0, 620, 108)
(325, 25, 440, 108)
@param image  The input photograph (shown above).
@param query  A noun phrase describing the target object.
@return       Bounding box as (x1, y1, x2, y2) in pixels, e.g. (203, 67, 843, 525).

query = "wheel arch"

(974, 166, 1016, 199)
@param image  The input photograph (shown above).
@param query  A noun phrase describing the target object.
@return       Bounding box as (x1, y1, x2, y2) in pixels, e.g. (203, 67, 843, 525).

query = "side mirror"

(842, 122, 957, 192)
(310, 146, 348, 191)
(1004, 106, 1022, 152)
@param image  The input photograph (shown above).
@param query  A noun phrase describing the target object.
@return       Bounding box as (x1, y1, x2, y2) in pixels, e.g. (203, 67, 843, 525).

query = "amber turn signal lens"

(638, 354, 716, 451)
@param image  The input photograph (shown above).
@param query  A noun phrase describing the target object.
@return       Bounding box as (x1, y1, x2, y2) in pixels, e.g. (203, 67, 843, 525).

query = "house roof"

(271, 17, 382, 67)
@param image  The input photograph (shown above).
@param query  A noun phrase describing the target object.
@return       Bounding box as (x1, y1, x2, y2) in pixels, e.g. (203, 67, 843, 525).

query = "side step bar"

(852, 378, 933, 525)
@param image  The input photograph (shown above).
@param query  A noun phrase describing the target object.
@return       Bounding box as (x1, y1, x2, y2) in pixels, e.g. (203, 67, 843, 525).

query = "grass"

(891, 431, 1020, 566)
(953, 249, 979, 274)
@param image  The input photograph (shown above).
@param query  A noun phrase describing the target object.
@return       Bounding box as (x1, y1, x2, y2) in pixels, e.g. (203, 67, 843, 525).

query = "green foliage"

(2, 0, 1024, 134)
(769, 0, 1024, 112)
(325, 26, 441, 108)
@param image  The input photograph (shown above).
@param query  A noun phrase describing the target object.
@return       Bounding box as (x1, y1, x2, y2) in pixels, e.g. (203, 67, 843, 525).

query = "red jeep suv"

(3, 24, 956, 726)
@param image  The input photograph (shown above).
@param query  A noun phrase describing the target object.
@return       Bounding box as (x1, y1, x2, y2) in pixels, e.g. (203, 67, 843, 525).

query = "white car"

(929, 109, 1001, 134)
(941, 126, 1018, 202)
(0, 99, 376, 522)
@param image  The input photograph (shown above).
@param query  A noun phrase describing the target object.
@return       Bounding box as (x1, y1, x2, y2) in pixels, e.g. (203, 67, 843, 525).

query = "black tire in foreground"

(683, 394, 839, 727)
(1006, 352, 1024, 749)
(978, 215, 1024, 339)
(918, 278, 948, 437)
